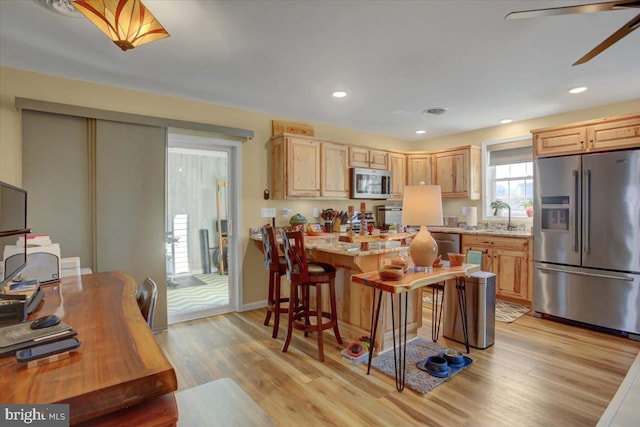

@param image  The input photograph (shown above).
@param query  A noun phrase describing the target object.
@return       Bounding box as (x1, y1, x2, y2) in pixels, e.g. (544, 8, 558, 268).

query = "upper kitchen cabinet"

(587, 116, 640, 152)
(388, 152, 406, 199)
(348, 146, 388, 170)
(320, 142, 350, 199)
(271, 135, 320, 199)
(533, 113, 640, 158)
(533, 126, 586, 157)
(271, 134, 350, 199)
(432, 146, 481, 199)
(407, 153, 432, 185)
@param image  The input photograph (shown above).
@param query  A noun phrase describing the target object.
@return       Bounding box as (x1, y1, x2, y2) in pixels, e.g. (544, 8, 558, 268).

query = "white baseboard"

(241, 300, 268, 312)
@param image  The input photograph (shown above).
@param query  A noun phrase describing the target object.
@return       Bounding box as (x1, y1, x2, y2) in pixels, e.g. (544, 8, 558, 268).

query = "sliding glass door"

(166, 132, 240, 323)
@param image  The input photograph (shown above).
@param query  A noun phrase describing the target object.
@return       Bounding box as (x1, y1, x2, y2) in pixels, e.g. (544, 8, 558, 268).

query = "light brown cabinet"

(271, 135, 351, 200)
(461, 235, 532, 304)
(432, 146, 481, 199)
(533, 114, 640, 158)
(272, 134, 483, 200)
(320, 142, 350, 199)
(348, 146, 388, 170)
(388, 152, 406, 199)
(407, 154, 432, 185)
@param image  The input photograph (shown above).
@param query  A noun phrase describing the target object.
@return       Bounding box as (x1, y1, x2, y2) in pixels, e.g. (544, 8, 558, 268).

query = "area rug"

(167, 274, 229, 314)
(495, 300, 530, 323)
(422, 296, 530, 323)
(370, 338, 473, 394)
(172, 275, 207, 289)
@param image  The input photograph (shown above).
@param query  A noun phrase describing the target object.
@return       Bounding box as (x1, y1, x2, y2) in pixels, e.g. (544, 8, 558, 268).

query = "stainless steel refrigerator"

(533, 149, 640, 337)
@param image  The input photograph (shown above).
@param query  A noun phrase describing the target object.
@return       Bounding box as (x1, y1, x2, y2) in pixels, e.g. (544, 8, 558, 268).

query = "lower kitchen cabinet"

(461, 234, 532, 304)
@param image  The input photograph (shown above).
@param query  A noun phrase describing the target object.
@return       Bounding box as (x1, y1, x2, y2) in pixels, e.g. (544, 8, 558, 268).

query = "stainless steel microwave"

(350, 168, 391, 199)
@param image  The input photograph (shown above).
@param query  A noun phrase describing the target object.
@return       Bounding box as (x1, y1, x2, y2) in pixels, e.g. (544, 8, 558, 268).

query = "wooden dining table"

(352, 263, 480, 392)
(0, 271, 178, 425)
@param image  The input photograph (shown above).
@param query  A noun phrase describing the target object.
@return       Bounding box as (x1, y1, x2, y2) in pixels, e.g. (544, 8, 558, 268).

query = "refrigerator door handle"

(536, 265, 634, 282)
(584, 169, 591, 254)
(572, 170, 579, 252)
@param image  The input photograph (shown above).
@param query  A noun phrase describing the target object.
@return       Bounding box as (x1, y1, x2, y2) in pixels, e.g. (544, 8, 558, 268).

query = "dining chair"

(136, 277, 158, 329)
(261, 225, 289, 338)
(280, 229, 342, 362)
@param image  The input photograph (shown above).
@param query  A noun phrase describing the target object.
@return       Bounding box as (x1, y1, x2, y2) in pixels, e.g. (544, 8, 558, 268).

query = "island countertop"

(250, 232, 414, 257)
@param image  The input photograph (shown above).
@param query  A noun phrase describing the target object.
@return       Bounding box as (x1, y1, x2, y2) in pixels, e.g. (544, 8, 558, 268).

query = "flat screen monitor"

(0, 181, 28, 288)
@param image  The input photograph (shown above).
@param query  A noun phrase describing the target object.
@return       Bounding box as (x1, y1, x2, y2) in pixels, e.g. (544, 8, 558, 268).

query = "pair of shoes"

(416, 354, 473, 378)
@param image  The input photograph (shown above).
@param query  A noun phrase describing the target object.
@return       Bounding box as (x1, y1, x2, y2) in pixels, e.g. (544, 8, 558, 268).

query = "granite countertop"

(250, 232, 410, 257)
(427, 226, 532, 238)
(250, 225, 531, 258)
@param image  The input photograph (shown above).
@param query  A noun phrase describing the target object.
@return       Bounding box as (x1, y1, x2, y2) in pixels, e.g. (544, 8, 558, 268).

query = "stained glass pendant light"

(72, 0, 169, 51)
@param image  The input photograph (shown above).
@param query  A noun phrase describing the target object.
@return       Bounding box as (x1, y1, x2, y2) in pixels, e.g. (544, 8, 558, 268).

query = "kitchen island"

(253, 232, 436, 352)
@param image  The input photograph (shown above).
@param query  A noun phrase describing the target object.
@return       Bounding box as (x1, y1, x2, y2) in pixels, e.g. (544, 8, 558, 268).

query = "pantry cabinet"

(349, 146, 388, 170)
(407, 154, 432, 185)
(432, 146, 481, 199)
(389, 152, 406, 199)
(461, 234, 532, 304)
(533, 114, 640, 158)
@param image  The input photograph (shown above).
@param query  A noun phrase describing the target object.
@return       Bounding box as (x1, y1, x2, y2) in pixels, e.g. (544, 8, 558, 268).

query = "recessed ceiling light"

(569, 86, 588, 94)
(415, 130, 426, 134)
(423, 107, 448, 116)
(499, 118, 513, 124)
(332, 91, 347, 98)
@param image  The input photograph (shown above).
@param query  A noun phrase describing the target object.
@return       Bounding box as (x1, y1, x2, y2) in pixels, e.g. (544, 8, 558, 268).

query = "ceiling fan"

(505, 0, 640, 65)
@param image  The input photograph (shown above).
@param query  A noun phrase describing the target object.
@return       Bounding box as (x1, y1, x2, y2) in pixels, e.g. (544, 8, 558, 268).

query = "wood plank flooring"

(156, 301, 640, 426)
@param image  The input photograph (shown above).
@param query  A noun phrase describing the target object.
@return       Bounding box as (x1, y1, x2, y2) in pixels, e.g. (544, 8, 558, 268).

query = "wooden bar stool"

(280, 229, 343, 362)
(261, 225, 288, 338)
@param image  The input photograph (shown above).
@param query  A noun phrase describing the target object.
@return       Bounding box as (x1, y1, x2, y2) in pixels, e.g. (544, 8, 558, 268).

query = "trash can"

(443, 271, 496, 349)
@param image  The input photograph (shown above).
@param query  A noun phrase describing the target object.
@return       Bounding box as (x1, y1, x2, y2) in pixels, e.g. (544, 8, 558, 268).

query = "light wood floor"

(156, 302, 640, 426)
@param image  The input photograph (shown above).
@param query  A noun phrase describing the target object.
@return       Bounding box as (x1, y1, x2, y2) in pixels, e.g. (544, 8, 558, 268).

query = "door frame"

(166, 130, 242, 323)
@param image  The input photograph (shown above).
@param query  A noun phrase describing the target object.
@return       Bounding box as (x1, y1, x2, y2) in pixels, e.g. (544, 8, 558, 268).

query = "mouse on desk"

(30, 314, 61, 330)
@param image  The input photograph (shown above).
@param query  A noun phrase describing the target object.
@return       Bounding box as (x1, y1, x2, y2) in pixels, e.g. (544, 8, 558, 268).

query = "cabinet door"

(534, 127, 586, 157)
(369, 149, 389, 170)
(462, 245, 492, 272)
(407, 154, 432, 185)
(493, 248, 529, 301)
(587, 116, 640, 152)
(434, 150, 467, 197)
(389, 153, 406, 199)
(320, 142, 349, 199)
(348, 146, 369, 168)
(287, 138, 320, 197)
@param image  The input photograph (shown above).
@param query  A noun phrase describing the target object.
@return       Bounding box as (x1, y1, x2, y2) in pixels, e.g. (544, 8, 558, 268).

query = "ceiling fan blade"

(505, 0, 640, 20)
(573, 12, 640, 64)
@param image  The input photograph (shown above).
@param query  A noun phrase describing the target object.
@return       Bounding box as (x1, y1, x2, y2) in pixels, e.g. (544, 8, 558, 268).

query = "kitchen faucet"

(493, 201, 517, 230)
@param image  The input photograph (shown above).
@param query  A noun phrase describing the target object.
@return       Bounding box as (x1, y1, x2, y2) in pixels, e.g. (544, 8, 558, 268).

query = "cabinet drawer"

(462, 235, 529, 251)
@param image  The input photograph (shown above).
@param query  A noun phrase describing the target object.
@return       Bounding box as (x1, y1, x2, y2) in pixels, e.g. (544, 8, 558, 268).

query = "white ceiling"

(1, 0, 639, 141)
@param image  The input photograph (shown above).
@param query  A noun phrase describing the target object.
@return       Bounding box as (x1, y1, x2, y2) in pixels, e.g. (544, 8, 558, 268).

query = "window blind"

(487, 139, 533, 166)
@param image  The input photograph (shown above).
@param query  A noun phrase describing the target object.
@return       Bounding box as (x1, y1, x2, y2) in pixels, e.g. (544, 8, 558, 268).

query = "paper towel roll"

(466, 207, 478, 227)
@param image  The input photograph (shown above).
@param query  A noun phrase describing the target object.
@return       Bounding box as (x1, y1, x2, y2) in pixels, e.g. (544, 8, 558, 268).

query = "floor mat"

(171, 275, 207, 289)
(423, 296, 530, 323)
(495, 300, 530, 323)
(370, 338, 473, 394)
(167, 274, 229, 314)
